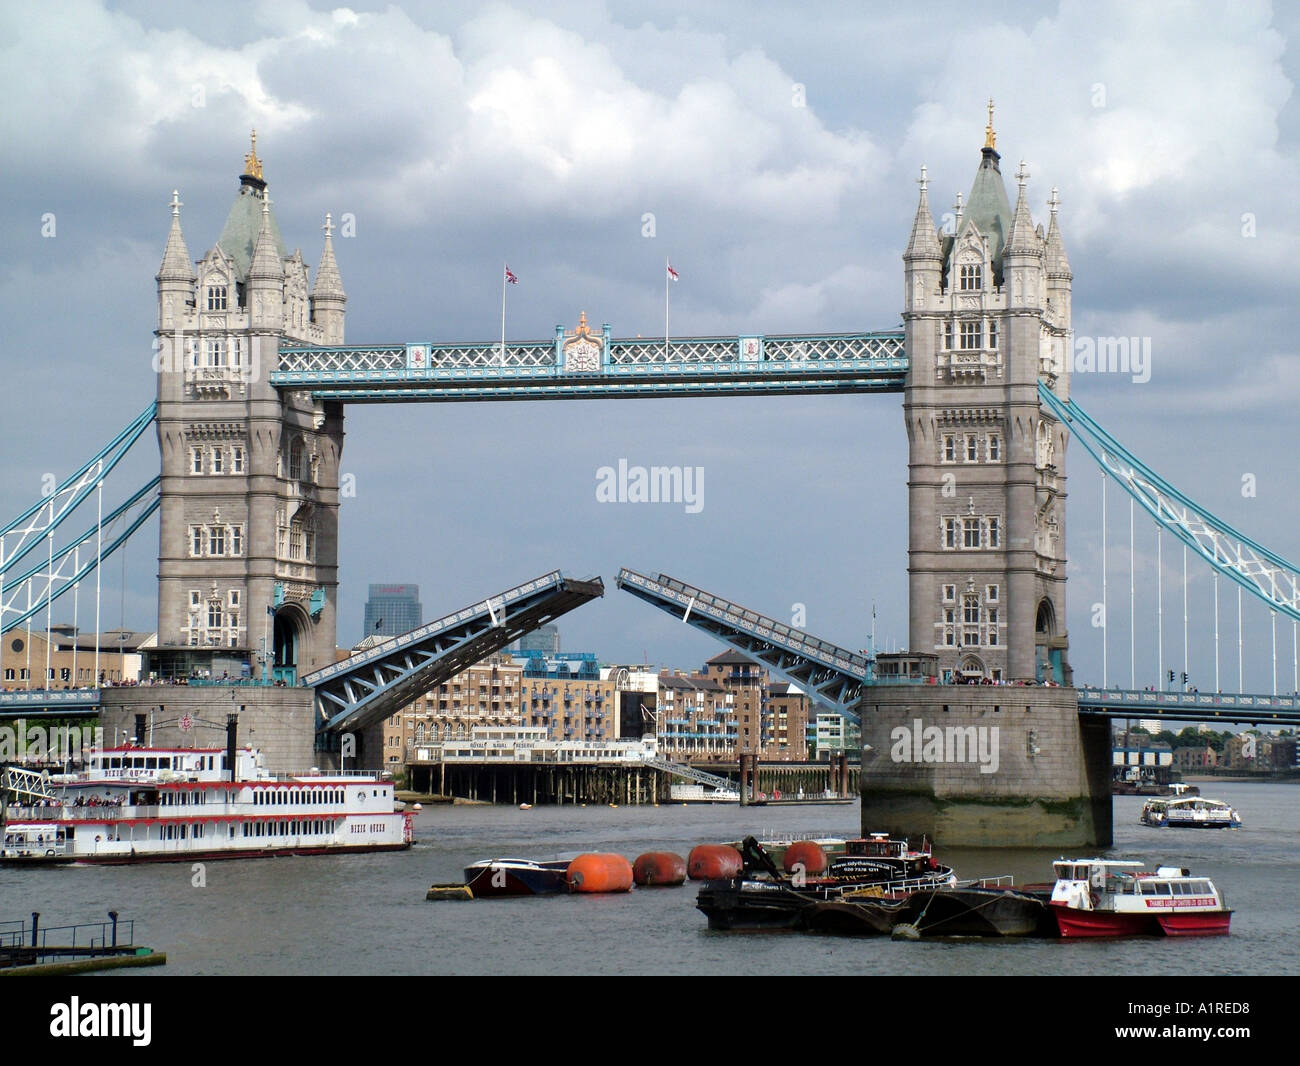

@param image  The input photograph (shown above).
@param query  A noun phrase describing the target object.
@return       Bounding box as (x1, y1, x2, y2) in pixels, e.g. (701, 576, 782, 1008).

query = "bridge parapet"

(1078, 687, 1300, 724)
(0, 689, 102, 717)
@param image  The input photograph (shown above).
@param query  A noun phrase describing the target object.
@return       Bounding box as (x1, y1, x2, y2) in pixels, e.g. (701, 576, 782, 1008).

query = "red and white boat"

(1, 744, 413, 865)
(1047, 859, 1232, 937)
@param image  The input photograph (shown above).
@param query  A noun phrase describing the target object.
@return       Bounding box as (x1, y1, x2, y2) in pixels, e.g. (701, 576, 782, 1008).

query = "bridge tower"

(902, 106, 1073, 684)
(858, 111, 1108, 846)
(151, 133, 345, 686)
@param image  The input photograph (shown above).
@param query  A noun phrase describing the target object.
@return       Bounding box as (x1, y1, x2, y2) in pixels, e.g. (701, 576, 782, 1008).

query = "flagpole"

(501, 261, 507, 364)
(665, 256, 670, 360)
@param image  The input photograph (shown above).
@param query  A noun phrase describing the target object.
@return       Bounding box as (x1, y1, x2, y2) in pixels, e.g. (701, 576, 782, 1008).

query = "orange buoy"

(566, 853, 634, 893)
(687, 844, 743, 881)
(783, 840, 827, 876)
(633, 851, 687, 886)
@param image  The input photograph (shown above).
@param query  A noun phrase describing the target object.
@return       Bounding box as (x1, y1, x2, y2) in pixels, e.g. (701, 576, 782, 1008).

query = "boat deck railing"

(0, 914, 135, 969)
(835, 873, 961, 899)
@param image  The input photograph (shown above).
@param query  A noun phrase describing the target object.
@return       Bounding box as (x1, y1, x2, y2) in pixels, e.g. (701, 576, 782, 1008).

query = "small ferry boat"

(1047, 859, 1232, 937)
(1, 744, 412, 865)
(461, 858, 572, 897)
(1140, 795, 1241, 828)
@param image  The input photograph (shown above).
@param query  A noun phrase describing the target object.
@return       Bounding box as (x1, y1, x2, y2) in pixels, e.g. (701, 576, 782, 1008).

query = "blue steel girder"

(0, 403, 156, 575)
(0, 688, 102, 720)
(615, 568, 870, 718)
(1040, 384, 1300, 625)
(307, 570, 604, 736)
(272, 330, 907, 402)
(1, 481, 161, 636)
(1077, 687, 1300, 727)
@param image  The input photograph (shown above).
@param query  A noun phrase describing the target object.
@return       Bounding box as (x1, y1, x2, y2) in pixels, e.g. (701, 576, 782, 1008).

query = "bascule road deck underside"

(306, 570, 604, 737)
(615, 568, 870, 717)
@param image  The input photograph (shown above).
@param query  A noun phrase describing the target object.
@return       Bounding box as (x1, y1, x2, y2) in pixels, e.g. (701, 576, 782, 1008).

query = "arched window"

(288, 437, 305, 481)
(414, 723, 425, 744)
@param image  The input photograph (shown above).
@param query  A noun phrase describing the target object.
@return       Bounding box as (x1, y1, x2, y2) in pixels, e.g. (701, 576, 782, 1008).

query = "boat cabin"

(1050, 859, 1223, 911)
(58, 745, 265, 785)
(844, 833, 916, 859)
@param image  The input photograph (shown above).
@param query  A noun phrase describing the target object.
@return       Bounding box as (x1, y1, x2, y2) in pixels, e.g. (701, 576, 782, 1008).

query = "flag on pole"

(666, 262, 680, 282)
(505, 266, 518, 285)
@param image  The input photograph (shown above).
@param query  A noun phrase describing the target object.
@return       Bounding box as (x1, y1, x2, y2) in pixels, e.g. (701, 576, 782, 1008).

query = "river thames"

(3, 782, 1297, 976)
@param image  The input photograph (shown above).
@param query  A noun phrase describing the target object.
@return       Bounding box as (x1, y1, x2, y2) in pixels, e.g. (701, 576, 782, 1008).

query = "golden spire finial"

(984, 99, 996, 150)
(578, 310, 588, 332)
(243, 128, 263, 180)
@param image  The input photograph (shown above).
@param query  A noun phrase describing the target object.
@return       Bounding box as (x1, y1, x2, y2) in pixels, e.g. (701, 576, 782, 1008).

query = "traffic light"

(1181, 672, 1189, 684)
(1168, 670, 1175, 683)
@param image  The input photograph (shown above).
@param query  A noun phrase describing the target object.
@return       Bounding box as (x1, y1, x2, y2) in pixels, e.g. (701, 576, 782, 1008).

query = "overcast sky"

(2, 1, 1298, 693)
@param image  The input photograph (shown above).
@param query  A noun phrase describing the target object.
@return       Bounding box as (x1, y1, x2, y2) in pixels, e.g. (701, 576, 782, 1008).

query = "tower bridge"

(4, 117, 1296, 844)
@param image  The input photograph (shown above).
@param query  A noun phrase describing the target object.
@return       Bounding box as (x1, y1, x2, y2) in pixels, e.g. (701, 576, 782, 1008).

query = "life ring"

(45, 849, 56, 857)
(758, 791, 767, 801)
(1089, 891, 1100, 908)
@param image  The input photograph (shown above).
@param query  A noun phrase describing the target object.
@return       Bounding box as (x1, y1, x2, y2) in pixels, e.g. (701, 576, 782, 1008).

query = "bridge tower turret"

(151, 132, 345, 689)
(902, 108, 1072, 684)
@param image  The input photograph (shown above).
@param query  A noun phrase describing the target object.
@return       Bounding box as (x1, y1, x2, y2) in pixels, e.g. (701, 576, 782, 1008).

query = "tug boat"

(1047, 859, 1232, 937)
(1, 744, 412, 865)
(1139, 795, 1241, 829)
(696, 835, 957, 931)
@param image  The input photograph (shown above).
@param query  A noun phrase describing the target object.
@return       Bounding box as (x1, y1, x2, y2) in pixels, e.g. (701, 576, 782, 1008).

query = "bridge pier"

(98, 687, 318, 773)
(859, 686, 1111, 847)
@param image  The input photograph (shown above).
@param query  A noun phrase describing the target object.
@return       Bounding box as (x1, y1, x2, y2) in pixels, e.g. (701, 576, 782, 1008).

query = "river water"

(3, 782, 1296, 976)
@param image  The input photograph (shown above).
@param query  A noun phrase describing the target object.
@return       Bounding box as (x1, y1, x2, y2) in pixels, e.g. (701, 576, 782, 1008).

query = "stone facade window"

(941, 516, 1004, 551)
(959, 320, 981, 350)
(207, 285, 228, 311)
(959, 264, 982, 291)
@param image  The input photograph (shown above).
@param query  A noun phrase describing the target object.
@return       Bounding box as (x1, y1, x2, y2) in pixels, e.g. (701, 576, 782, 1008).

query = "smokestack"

(226, 712, 239, 782)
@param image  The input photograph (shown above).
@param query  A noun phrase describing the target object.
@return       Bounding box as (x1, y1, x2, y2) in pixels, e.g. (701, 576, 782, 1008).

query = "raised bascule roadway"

(3, 118, 1297, 843)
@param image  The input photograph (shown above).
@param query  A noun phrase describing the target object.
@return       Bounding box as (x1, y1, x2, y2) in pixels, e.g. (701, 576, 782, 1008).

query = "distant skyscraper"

(517, 624, 560, 655)
(364, 584, 421, 638)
